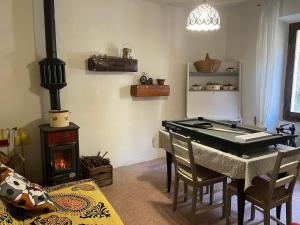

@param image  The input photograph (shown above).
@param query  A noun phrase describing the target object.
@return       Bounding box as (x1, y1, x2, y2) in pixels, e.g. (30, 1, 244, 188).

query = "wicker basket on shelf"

(194, 53, 221, 73)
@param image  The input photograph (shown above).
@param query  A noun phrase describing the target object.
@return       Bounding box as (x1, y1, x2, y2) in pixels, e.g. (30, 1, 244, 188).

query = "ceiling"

(146, 0, 250, 8)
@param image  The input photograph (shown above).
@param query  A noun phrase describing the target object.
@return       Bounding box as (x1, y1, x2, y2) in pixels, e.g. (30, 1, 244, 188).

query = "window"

(283, 22, 300, 121)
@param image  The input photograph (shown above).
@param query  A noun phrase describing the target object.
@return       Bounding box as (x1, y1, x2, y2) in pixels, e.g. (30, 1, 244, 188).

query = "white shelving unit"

(186, 61, 242, 121)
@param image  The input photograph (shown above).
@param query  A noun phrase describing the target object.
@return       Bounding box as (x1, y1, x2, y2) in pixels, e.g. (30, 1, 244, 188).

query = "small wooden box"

(81, 163, 113, 187)
(87, 56, 138, 72)
(130, 85, 170, 97)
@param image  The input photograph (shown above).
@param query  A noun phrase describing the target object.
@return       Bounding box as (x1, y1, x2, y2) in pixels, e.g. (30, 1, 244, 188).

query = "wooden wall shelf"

(130, 85, 170, 97)
(87, 55, 138, 72)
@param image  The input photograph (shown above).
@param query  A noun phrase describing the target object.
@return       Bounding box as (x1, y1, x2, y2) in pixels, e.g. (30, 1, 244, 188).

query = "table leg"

(166, 151, 172, 193)
(237, 179, 245, 225)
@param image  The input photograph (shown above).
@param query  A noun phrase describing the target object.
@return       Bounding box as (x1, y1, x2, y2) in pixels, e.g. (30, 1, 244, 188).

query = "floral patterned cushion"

(0, 164, 56, 212)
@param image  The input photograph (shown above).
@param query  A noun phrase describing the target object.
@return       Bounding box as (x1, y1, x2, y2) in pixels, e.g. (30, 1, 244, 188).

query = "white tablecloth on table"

(159, 130, 295, 190)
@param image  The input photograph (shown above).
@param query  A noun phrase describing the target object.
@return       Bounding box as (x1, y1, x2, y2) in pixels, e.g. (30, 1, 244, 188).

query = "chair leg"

(250, 203, 255, 221)
(203, 185, 209, 194)
(184, 182, 188, 202)
(222, 179, 226, 218)
(263, 209, 270, 225)
(209, 183, 214, 205)
(276, 205, 281, 225)
(199, 186, 203, 202)
(286, 199, 292, 225)
(191, 186, 198, 225)
(225, 188, 231, 225)
(173, 175, 179, 211)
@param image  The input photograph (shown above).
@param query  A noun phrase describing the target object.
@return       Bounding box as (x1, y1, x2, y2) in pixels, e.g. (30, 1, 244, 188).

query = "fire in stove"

(54, 152, 70, 170)
(55, 159, 68, 170)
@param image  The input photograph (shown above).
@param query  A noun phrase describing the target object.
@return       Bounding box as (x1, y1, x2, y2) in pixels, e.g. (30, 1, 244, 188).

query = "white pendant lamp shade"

(187, 3, 221, 31)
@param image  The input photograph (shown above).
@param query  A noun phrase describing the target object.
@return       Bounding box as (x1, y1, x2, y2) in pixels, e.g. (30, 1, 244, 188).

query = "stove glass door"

(50, 143, 76, 175)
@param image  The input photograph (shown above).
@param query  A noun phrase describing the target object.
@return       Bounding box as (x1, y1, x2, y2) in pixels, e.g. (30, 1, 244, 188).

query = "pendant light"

(186, 1, 221, 31)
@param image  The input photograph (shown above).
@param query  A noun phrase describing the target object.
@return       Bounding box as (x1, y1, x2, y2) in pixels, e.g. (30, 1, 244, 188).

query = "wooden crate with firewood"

(80, 151, 113, 187)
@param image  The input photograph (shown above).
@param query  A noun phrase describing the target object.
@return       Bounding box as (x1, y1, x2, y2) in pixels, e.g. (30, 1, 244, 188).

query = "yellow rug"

(25, 181, 123, 225)
(0, 181, 124, 225)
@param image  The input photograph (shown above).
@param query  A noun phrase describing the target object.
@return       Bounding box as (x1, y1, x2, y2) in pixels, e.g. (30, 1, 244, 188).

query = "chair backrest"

(268, 147, 300, 201)
(169, 131, 197, 182)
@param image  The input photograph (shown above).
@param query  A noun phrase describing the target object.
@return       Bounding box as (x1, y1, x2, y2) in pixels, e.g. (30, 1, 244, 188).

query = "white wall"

(186, 0, 300, 128)
(224, 1, 260, 125)
(0, 0, 260, 183)
(1, 0, 189, 183)
(0, 0, 44, 182)
(185, 1, 260, 125)
(2, 0, 297, 183)
(52, 0, 188, 169)
(281, 0, 300, 17)
(229, 0, 300, 136)
(186, 7, 228, 62)
(227, 0, 300, 128)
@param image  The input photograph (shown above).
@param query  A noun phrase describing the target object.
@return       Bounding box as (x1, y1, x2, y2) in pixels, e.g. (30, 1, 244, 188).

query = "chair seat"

(227, 177, 288, 203)
(179, 165, 225, 182)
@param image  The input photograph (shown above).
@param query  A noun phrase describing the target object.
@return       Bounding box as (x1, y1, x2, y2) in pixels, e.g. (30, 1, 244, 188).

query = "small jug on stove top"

(49, 110, 70, 128)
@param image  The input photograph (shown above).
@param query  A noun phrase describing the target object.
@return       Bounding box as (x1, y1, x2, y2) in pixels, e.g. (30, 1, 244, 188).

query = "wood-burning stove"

(38, 0, 81, 186)
(39, 123, 81, 186)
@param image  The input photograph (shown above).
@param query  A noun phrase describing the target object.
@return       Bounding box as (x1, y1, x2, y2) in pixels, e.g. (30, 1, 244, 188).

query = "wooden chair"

(225, 148, 300, 225)
(169, 131, 227, 225)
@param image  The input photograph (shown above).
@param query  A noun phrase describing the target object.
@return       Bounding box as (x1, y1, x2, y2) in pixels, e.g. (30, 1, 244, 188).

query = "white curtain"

(256, 0, 284, 131)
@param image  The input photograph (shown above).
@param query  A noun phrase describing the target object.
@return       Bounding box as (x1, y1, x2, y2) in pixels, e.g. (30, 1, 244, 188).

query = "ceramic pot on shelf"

(157, 79, 165, 85)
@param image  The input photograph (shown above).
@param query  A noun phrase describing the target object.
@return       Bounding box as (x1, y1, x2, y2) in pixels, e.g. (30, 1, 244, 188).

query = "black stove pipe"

(43, 0, 57, 59)
(49, 89, 61, 111)
(39, 0, 67, 110)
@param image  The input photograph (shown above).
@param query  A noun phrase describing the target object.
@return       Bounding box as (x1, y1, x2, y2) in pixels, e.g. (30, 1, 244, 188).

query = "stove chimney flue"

(43, 0, 57, 59)
(39, 0, 66, 110)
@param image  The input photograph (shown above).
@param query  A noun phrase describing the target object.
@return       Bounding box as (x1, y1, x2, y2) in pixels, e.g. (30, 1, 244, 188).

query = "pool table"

(161, 117, 293, 225)
(162, 117, 290, 156)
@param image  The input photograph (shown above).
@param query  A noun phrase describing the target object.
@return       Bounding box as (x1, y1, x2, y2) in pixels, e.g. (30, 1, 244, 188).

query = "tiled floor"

(102, 158, 300, 225)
